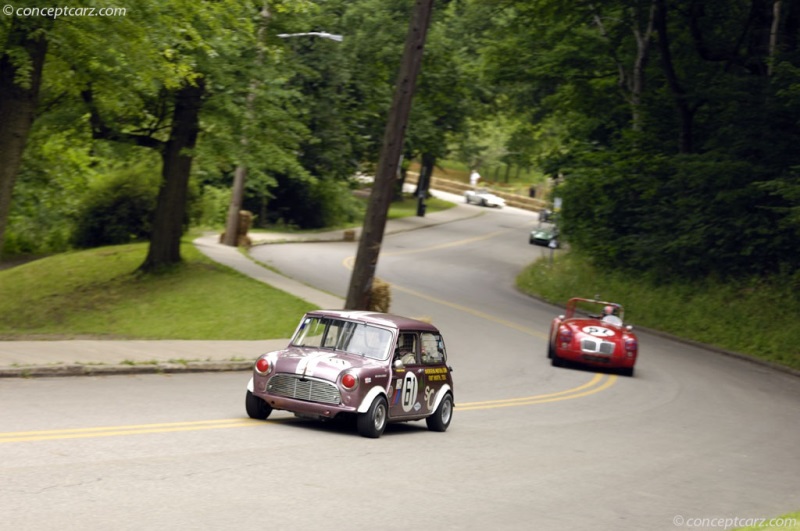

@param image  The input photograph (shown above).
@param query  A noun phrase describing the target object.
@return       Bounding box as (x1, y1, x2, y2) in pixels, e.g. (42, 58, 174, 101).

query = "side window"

(421, 333, 445, 365)
(395, 333, 418, 365)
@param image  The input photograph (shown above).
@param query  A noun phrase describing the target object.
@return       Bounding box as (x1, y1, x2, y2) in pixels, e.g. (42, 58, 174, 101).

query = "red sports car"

(548, 298, 638, 376)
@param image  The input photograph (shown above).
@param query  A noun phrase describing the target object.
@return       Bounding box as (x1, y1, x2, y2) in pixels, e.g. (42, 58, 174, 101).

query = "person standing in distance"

(469, 168, 481, 189)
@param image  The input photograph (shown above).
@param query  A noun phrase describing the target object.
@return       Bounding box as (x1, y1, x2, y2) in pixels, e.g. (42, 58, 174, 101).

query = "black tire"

(357, 395, 388, 438)
(246, 390, 272, 420)
(547, 341, 555, 359)
(551, 352, 565, 367)
(426, 392, 453, 432)
(619, 367, 635, 377)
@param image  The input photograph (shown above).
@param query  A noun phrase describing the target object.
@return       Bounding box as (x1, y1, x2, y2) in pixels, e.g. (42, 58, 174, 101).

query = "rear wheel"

(246, 390, 272, 420)
(357, 396, 388, 438)
(426, 392, 453, 432)
(619, 367, 635, 377)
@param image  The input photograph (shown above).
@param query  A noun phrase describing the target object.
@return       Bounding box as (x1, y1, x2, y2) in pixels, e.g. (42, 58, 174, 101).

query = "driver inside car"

(601, 305, 623, 326)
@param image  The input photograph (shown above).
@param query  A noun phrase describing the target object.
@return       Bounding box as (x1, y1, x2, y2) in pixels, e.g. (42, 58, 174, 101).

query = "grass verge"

(516, 252, 800, 372)
(0, 242, 316, 340)
(0, 195, 457, 340)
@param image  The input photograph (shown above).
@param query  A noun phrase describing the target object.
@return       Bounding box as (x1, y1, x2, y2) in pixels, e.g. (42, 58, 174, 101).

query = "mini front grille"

(581, 339, 615, 355)
(267, 373, 341, 405)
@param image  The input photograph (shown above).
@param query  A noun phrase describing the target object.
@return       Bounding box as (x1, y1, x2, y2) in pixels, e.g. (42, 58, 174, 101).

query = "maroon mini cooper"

(246, 310, 455, 438)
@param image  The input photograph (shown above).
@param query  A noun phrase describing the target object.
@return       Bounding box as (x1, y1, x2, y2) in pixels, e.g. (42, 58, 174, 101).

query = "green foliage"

(190, 185, 230, 228)
(558, 149, 800, 279)
(4, 0, 799, 286)
(517, 252, 800, 371)
(256, 174, 362, 230)
(0, 242, 315, 340)
(4, 124, 94, 256)
(72, 161, 161, 248)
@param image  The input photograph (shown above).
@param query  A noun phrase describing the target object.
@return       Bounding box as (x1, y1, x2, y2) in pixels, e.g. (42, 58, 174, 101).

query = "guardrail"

(405, 173, 548, 212)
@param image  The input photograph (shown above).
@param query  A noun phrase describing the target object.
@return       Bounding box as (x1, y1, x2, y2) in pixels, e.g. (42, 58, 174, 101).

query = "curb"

(0, 360, 253, 378)
(248, 203, 485, 247)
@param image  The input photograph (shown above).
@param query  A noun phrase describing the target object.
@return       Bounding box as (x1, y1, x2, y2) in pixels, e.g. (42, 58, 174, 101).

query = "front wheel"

(246, 390, 272, 420)
(357, 396, 388, 438)
(426, 392, 453, 432)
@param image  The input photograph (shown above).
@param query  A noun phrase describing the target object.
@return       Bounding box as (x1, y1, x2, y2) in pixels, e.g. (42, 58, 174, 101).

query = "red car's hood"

(269, 346, 385, 382)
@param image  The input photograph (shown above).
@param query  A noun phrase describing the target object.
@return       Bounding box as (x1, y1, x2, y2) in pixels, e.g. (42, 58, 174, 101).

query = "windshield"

(292, 317, 393, 361)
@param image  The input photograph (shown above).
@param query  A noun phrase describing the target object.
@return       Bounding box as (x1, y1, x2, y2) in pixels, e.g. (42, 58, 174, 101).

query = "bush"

(255, 175, 362, 229)
(190, 185, 231, 228)
(558, 150, 799, 280)
(72, 163, 160, 248)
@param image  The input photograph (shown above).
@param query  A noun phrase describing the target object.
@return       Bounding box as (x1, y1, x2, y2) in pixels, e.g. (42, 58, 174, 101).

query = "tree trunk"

(0, 21, 49, 261)
(416, 152, 435, 216)
(630, 1, 657, 133)
(345, 0, 435, 310)
(414, 152, 435, 197)
(655, 0, 694, 153)
(222, 164, 247, 246)
(222, 1, 270, 247)
(139, 80, 205, 272)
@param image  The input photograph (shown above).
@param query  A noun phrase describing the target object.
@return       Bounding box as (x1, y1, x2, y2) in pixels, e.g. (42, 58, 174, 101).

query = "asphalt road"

(1, 198, 799, 531)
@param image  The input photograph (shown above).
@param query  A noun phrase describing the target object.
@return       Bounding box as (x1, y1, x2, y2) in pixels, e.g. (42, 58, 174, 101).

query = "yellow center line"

(458, 373, 604, 407)
(458, 374, 617, 411)
(391, 283, 549, 339)
(0, 419, 260, 443)
(342, 220, 548, 339)
(1, 220, 613, 445)
(342, 219, 538, 268)
(0, 374, 616, 443)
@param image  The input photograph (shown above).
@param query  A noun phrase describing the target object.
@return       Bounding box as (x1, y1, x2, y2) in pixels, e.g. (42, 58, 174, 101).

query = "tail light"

(558, 326, 573, 347)
(624, 337, 637, 358)
(254, 357, 272, 375)
(341, 372, 358, 391)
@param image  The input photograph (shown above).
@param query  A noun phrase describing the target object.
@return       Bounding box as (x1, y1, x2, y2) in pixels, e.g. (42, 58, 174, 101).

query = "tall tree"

(78, 1, 260, 271)
(0, 16, 50, 260)
(345, 0, 436, 310)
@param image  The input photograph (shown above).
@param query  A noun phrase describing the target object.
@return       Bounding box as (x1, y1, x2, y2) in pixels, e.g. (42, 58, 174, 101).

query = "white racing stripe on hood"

(295, 352, 352, 377)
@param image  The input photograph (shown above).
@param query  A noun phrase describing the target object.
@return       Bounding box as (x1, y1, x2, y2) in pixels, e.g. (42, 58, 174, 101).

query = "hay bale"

(368, 278, 392, 313)
(237, 234, 252, 249)
(219, 210, 253, 246)
(343, 229, 356, 242)
(238, 210, 253, 236)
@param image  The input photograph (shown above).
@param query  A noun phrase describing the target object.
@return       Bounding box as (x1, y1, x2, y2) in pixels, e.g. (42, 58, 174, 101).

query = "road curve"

(1, 198, 798, 531)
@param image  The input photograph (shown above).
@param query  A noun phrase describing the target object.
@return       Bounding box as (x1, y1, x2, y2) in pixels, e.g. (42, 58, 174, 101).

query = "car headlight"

(254, 356, 273, 375)
(340, 371, 359, 391)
